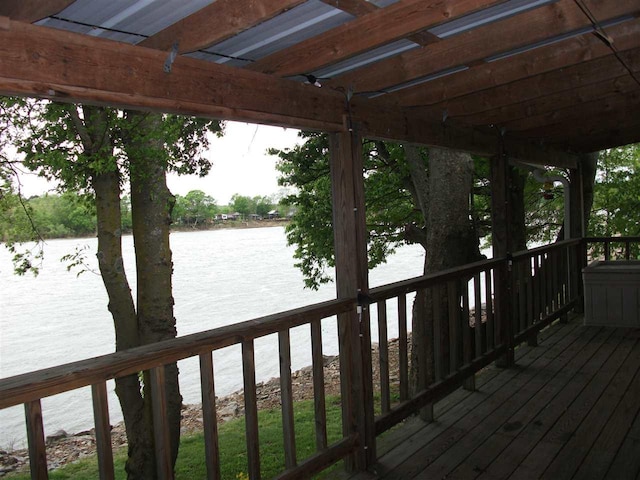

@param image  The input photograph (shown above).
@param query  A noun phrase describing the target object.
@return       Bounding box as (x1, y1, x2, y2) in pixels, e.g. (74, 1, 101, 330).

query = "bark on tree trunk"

(405, 146, 481, 408)
(127, 111, 182, 472)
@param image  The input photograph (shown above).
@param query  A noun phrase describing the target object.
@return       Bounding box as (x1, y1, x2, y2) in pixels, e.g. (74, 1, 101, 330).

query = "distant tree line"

(0, 190, 289, 241)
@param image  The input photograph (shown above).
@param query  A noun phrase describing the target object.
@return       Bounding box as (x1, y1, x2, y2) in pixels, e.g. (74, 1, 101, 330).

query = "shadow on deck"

(347, 316, 640, 480)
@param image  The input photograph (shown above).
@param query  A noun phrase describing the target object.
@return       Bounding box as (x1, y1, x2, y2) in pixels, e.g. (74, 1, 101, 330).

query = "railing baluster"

(484, 271, 494, 351)
(461, 285, 474, 391)
(150, 366, 173, 480)
(397, 295, 408, 402)
(310, 320, 327, 450)
(447, 280, 459, 374)
(25, 399, 48, 479)
(242, 339, 261, 480)
(278, 330, 297, 468)
(91, 382, 114, 480)
(431, 285, 443, 383)
(199, 352, 221, 480)
(474, 273, 483, 358)
(377, 300, 390, 413)
(605, 240, 611, 261)
(526, 258, 534, 328)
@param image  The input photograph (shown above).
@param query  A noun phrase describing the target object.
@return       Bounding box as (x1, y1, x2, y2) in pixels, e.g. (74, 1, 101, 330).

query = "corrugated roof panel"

(312, 39, 419, 79)
(36, 0, 215, 44)
(200, 0, 353, 67)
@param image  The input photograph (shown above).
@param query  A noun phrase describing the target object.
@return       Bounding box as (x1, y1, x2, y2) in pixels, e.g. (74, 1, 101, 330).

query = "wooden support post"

(490, 154, 515, 367)
(569, 166, 585, 314)
(329, 129, 374, 470)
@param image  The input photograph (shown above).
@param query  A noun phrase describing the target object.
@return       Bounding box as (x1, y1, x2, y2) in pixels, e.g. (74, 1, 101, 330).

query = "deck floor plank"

(440, 327, 619, 480)
(377, 321, 600, 479)
(573, 347, 640, 480)
(513, 328, 632, 479)
(410, 326, 614, 479)
(347, 318, 640, 480)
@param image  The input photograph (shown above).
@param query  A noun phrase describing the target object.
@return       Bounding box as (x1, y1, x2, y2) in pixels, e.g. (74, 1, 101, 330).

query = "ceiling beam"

(246, 0, 502, 76)
(0, 0, 74, 22)
(392, 18, 640, 108)
(408, 45, 640, 126)
(328, 0, 640, 95)
(562, 122, 640, 153)
(508, 95, 640, 141)
(498, 92, 640, 134)
(139, 0, 306, 53)
(456, 75, 640, 127)
(0, 17, 577, 168)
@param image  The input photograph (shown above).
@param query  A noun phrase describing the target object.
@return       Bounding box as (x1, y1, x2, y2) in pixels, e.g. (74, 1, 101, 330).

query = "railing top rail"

(369, 257, 504, 301)
(584, 236, 640, 242)
(0, 297, 354, 409)
(511, 238, 581, 261)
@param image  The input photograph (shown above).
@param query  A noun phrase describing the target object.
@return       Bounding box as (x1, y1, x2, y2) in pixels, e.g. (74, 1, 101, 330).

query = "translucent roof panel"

(199, 0, 354, 67)
(312, 39, 419, 80)
(36, 0, 215, 44)
(368, 0, 400, 7)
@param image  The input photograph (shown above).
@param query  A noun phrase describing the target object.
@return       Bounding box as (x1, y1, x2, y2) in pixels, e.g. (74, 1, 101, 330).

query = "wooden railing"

(0, 298, 358, 480)
(4, 238, 631, 479)
(365, 239, 583, 440)
(584, 236, 640, 261)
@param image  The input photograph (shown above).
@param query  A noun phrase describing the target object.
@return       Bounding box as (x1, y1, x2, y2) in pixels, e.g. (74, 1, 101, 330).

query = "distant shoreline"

(170, 218, 289, 233)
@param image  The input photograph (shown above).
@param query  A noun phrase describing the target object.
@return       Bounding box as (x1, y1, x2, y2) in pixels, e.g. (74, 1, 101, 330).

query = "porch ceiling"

(0, 0, 639, 166)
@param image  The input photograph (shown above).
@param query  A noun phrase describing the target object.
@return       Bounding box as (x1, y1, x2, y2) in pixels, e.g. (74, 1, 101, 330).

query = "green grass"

(7, 397, 345, 480)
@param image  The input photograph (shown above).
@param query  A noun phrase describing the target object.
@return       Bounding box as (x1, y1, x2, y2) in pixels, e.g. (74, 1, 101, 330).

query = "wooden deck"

(347, 316, 640, 480)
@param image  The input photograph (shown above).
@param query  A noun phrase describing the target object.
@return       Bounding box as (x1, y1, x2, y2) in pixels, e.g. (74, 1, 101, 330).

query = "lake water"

(0, 226, 425, 448)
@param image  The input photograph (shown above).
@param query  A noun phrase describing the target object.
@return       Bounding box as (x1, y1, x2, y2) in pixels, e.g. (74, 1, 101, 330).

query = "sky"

(17, 121, 303, 205)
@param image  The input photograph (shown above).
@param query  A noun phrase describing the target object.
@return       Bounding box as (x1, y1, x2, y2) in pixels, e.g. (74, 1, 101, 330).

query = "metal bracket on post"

(164, 42, 179, 73)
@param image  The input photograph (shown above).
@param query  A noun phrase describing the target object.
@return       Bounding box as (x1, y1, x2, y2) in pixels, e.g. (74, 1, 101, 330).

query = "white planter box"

(583, 260, 640, 327)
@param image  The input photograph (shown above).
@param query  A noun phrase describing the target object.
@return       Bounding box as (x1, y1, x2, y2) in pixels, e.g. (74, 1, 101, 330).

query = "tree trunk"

(405, 146, 480, 405)
(508, 165, 527, 252)
(126, 110, 182, 473)
(93, 170, 154, 479)
(76, 106, 155, 479)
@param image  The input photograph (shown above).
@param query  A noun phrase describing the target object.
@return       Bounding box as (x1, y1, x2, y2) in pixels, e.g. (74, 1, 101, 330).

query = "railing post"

(24, 400, 48, 480)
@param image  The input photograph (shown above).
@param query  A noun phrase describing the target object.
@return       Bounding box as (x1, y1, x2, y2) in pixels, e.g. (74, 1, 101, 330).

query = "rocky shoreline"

(1, 339, 402, 477)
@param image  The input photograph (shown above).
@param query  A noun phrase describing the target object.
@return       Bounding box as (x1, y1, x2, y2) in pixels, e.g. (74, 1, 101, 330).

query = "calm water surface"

(0, 226, 424, 447)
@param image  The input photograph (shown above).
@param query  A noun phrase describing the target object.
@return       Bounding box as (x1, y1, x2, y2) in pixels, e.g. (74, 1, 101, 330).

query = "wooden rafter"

(140, 0, 306, 53)
(246, 0, 503, 76)
(318, 0, 439, 47)
(391, 19, 640, 109)
(327, 0, 640, 95)
(0, 17, 577, 166)
(0, 0, 74, 22)
(319, 0, 377, 16)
